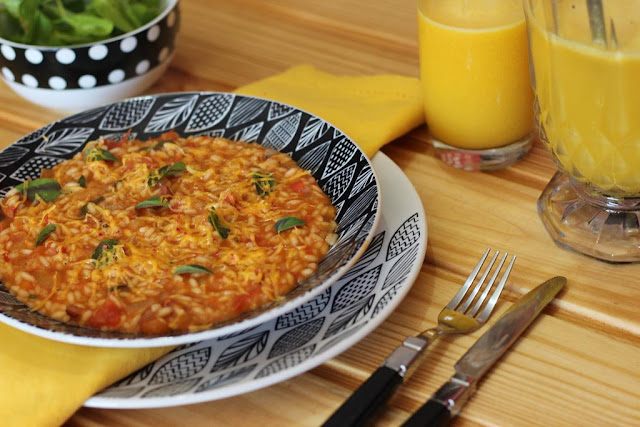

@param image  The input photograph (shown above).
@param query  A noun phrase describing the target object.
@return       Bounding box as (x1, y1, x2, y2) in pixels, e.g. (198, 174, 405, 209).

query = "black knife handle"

(323, 366, 403, 427)
(402, 399, 451, 427)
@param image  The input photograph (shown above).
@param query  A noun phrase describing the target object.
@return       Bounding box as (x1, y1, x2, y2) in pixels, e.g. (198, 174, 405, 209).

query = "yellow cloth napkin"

(0, 64, 423, 427)
(236, 64, 424, 157)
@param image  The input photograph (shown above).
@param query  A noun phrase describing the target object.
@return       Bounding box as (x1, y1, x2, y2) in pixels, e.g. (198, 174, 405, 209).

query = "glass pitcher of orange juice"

(525, 0, 640, 262)
(418, 0, 534, 171)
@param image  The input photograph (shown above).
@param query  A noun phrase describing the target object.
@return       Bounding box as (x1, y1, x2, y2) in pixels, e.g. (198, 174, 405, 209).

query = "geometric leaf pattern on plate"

(317, 322, 368, 355)
(296, 141, 331, 175)
(228, 122, 263, 144)
(195, 364, 258, 393)
(263, 112, 301, 151)
(383, 242, 420, 290)
(113, 364, 156, 387)
(84, 152, 427, 409)
(322, 137, 357, 179)
(62, 106, 110, 125)
(323, 163, 357, 201)
(267, 102, 294, 121)
(255, 344, 316, 379)
(0, 146, 29, 168)
(144, 95, 199, 133)
(275, 288, 331, 330)
(324, 294, 375, 339)
(297, 117, 331, 151)
(227, 98, 268, 128)
(147, 348, 211, 385)
(372, 283, 403, 318)
(387, 213, 421, 261)
(14, 123, 53, 145)
(337, 186, 377, 228)
(35, 127, 93, 156)
(267, 318, 324, 359)
(331, 265, 382, 313)
(340, 231, 385, 281)
(100, 98, 155, 131)
(9, 156, 65, 182)
(211, 331, 269, 373)
(185, 93, 234, 133)
(349, 163, 376, 199)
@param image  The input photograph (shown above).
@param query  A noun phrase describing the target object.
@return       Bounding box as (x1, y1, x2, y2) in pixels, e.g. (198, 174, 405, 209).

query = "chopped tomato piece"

(290, 180, 306, 193)
(160, 130, 179, 141)
(104, 129, 131, 149)
(87, 297, 123, 329)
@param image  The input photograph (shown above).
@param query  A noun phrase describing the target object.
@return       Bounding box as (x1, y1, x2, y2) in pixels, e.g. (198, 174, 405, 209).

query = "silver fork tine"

(477, 254, 516, 323)
(467, 252, 508, 317)
(458, 250, 499, 313)
(446, 248, 490, 310)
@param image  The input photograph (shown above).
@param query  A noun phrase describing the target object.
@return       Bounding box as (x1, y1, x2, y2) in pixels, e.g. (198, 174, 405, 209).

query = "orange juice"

(418, 0, 534, 150)
(527, 0, 640, 194)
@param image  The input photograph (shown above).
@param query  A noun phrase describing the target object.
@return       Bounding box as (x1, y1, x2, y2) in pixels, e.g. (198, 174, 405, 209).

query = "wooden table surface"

(0, 0, 637, 425)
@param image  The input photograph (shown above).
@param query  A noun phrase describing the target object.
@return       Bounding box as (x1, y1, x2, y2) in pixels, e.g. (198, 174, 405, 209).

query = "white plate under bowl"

(86, 152, 427, 408)
(0, 92, 380, 347)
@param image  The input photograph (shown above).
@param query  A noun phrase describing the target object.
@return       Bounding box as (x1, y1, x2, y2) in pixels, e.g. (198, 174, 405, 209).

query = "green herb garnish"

(252, 171, 275, 197)
(86, 147, 119, 162)
(15, 178, 61, 203)
(208, 208, 230, 240)
(78, 175, 86, 188)
(80, 196, 104, 216)
(135, 196, 170, 209)
(0, 0, 163, 46)
(275, 216, 306, 233)
(35, 223, 56, 246)
(91, 239, 120, 268)
(173, 265, 212, 275)
(147, 161, 186, 186)
(109, 284, 130, 293)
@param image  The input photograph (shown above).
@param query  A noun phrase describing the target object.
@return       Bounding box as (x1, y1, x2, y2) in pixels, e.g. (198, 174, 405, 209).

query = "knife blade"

(402, 276, 566, 427)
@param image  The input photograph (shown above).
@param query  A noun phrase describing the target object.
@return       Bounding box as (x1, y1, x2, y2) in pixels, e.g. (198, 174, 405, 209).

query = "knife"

(402, 276, 566, 427)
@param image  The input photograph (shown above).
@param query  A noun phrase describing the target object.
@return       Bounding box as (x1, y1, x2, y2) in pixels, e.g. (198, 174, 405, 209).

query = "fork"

(323, 248, 516, 427)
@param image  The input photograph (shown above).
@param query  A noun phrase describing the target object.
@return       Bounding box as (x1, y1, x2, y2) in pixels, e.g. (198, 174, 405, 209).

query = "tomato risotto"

(0, 133, 337, 334)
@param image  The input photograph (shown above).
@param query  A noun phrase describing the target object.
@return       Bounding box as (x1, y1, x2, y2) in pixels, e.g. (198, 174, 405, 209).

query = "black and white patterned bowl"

(0, 92, 381, 348)
(0, 0, 180, 112)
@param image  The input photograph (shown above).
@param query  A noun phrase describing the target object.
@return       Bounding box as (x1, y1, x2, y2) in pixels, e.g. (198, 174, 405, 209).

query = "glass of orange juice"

(417, 0, 534, 171)
(525, 0, 640, 262)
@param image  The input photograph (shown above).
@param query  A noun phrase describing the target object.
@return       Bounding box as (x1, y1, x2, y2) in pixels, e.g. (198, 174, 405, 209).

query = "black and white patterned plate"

(0, 92, 380, 347)
(85, 152, 427, 408)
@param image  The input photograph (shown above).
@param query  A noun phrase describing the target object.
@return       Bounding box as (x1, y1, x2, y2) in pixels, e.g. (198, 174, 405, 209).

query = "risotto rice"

(0, 132, 337, 334)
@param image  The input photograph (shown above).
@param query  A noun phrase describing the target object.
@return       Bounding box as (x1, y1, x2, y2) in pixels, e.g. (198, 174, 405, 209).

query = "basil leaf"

(275, 216, 306, 233)
(35, 224, 56, 247)
(135, 196, 169, 209)
(78, 175, 86, 188)
(174, 264, 212, 275)
(91, 239, 119, 260)
(208, 208, 230, 240)
(252, 171, 275, 197)
(148, 161, 186, 186)
(80, 196, 104, 216)
(15, 178, 61, 203)
(86, 147, 119, 162)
